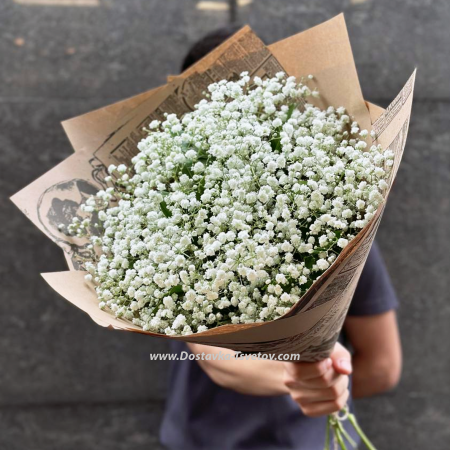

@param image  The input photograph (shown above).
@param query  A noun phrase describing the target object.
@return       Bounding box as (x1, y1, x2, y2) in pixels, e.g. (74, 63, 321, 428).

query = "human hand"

(283, 342, 352, 417)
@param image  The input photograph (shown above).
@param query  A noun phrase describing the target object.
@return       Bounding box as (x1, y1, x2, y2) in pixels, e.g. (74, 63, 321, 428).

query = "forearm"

(351, 352, 401, 398)
(345, 311, 402, 398)
(187, 343, 289, 396)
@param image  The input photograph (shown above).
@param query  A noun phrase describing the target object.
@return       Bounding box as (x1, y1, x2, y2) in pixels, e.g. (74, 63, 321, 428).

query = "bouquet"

(12, 14, 415, 450)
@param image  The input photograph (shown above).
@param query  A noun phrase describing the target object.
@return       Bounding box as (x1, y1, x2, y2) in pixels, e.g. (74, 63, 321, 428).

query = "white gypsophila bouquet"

(65, 72, 392, 337)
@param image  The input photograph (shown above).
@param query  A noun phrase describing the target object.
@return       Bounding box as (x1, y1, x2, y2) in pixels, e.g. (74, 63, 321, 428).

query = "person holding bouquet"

(159, 27, 402, 450)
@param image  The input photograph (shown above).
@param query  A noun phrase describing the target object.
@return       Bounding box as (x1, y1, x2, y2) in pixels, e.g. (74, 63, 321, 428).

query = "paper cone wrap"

(12, 15, 415, 361)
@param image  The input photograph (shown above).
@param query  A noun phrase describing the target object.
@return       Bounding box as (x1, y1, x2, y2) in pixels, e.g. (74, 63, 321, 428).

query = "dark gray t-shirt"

(160, 243, 398, 450)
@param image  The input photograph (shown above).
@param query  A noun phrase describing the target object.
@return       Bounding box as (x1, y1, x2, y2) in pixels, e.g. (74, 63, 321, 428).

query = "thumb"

(330, 342, 352, 375)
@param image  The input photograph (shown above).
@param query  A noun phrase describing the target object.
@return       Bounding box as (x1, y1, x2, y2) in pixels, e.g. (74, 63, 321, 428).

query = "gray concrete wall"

(0, 0, 448, 448)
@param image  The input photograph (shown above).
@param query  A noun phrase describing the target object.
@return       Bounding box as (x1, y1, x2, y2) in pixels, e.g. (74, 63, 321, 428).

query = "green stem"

(347, 413, 378, 450)
(324, 416, 331, 450)
(334, 426, 348, 450)
(336, 420, 357, 448)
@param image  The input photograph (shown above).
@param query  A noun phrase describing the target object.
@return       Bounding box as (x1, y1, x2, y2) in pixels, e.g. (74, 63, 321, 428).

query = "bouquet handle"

(325, 405, 377, 450)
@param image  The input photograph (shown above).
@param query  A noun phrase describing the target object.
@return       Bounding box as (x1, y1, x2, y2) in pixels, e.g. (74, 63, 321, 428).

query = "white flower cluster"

(69, 72, 393, 336)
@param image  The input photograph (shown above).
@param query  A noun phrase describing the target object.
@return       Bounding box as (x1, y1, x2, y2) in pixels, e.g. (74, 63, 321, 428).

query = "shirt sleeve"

(347, 242, 399, 316)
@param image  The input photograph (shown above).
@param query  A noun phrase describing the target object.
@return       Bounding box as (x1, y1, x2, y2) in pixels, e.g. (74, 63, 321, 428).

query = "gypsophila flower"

(67, 73, 392, 335)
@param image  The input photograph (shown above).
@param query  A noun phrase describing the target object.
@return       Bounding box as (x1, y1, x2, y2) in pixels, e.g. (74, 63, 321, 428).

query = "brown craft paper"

(62, 86, 161, 154)
(11, 15, 416, 360)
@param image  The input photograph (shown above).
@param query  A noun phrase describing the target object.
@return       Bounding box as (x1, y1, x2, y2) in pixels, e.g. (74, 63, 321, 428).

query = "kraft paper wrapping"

(11, 15, 416, 361)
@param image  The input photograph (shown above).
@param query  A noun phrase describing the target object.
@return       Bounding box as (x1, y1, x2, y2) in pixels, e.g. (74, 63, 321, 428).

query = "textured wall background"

(0, 0, 449, 449)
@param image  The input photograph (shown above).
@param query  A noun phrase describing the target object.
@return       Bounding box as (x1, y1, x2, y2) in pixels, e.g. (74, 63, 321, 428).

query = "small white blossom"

(317, 259, 330, 271)
(337, 238, 349, 249)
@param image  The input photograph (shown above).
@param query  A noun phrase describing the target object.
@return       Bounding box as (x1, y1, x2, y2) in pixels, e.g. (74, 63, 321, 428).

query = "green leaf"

(196, 177, 206, 201)
(304, 255, 315, 270)
(181, 162, 193, 177)
(160, 201, 172, 218)
(168, 285, 183, 295)
(270, 131, 281, 152)
(286, 103, 296, 120)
